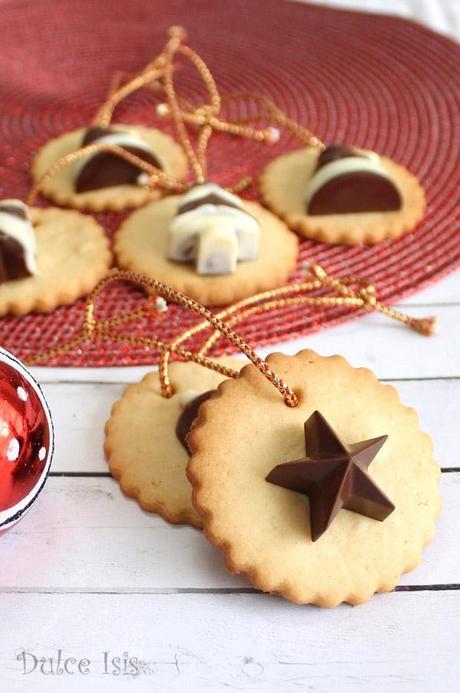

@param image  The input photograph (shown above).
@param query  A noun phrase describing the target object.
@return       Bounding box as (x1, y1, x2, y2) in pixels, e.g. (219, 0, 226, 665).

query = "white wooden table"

(0, 269, 458, 692)
(2, 3, 459, 691)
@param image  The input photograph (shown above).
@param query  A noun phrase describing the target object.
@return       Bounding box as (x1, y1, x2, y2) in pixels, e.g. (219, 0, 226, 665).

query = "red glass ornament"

(0, 348, 54, 535)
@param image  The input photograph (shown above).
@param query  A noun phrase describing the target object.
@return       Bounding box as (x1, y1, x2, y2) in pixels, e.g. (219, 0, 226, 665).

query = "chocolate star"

(266, 411, 394, 541)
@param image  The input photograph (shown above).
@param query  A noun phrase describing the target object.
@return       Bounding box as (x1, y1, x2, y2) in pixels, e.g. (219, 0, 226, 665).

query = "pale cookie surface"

(188, 350, 441, 607)
(104, 358, 245, 528)
(259, 148, 426, 245)
(114, 196, 298, 305)
(0, 207, 112, 316)
(32, 125, 188, 212)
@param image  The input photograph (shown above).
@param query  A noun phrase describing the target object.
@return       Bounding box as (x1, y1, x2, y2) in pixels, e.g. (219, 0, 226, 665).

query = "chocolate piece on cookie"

(259, 147, 425, 245)
(0, 200, 37, 283)
(266, 410, 394, 541)
(168, 183, 260, 276)
(32, 126, 188, 212)
(115, 194, 298, 306)
(0, 207, 111, 317)
(74, 126, 163, 192)
(306, 145, 402, 215)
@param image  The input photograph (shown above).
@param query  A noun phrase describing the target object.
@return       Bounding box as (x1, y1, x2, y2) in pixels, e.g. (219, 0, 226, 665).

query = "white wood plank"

(31, 302, 460, 384)
(43, 382, 124, 473)
(41, 378, 459, 474)
(0, 591, 458, 692)
(258, 304, 460, 378)
(0, 474, 456, 591)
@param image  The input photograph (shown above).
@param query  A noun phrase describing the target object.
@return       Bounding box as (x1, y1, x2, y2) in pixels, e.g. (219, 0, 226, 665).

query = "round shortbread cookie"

(114, 196, 298, 306)
(187, 349, 441, 607)
(32, 125, 188, 212)
(104, 358, 245, 528)
(259, 148, 426, 245)
(0, 207, 112, 316)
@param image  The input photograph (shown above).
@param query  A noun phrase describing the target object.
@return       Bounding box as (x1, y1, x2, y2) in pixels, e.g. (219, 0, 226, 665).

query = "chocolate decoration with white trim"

(74, 127, 163, 193)
(168, 183, 260, 275)
(0, 200, 37, 284)
(306, 144, 402, 215)
(177, 182, 243, 214)
(315, 144, 366, 171)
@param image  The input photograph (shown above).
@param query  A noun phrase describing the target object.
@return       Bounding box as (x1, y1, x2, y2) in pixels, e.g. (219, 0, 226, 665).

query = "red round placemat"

(0, 0, 459, 366)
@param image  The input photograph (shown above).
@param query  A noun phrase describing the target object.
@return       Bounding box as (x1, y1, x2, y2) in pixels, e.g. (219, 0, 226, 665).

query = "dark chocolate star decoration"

(266, 411, 394, 541)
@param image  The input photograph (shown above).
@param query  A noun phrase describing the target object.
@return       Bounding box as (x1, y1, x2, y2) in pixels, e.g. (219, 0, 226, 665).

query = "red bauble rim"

(0, 348, 54, 532)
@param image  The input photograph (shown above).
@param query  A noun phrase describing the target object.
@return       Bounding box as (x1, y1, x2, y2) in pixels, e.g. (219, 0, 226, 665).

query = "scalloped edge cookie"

(187, 349, 441, 607)
(104, 358, 245, 528)
(31, 125, 189, 212)
(259, 148, 426, 245)
(114, 196, 299, 306)
(0, 207, 112, 316)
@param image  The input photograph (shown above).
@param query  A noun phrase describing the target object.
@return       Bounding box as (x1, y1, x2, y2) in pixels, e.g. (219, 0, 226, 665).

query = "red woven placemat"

(0, 0, 459, 366)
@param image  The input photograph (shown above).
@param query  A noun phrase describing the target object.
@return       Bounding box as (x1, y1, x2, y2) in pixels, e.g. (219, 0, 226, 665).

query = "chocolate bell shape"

(74, 127, 163, 193)
(305, 144, 402, 215)
(168, 182, 260, 276)
(0, 200, 37, 284)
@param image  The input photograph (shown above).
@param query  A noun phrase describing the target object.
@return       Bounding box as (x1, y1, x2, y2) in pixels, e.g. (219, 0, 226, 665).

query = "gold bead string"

(157, 276, 322, 396)
(24, 270, 300, 405)
(105, 70, 137, 101)
(156, 264, 437, 396)
(197, 297, 325, 356)
(219, 91, 325, 148)
(177, 44, 222, 160)
(85, 270, 299, 407)
(92, 27, 184, 128)
(158, 294, 324, 398)
(156, 101, 282, 144)
(162, 33, 208, 183)
(26, 142, 185, 207)
(24, 265, 436, 407)
(94, 25, 320, 164)
(92, 65, 165, 128)
(309, 265, 438, 336)
(156, 85, 323, 150)
(29, 25, 321, 205)
(156, 27, 284, 185)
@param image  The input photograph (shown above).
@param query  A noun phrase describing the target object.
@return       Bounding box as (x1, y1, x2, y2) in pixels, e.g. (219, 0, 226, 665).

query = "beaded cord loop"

(92, 64, 165, 129)
(29, 25, 286, 204)
(157, 265, 437, 397)
(84, 270, 300, 407)
(25, 266, 437, 410)
(219, 91, 325, 148)
(91, 27, 182, 128)
(157, 26, 282, 186)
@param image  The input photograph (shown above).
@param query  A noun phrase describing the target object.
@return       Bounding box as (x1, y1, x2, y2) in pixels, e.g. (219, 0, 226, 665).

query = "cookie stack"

(105, 350, 441, 607)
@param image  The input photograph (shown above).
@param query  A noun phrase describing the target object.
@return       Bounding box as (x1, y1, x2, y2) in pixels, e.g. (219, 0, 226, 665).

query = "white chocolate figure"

(168, 183, 260, 275)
